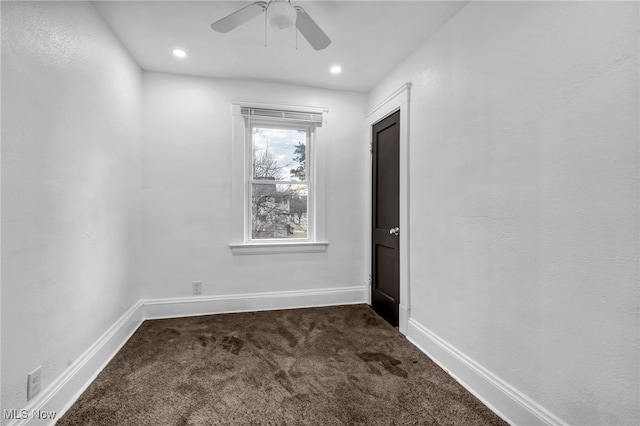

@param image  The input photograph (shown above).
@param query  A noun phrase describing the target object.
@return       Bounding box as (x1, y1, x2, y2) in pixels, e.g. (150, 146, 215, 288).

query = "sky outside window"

(252, 127, 307, 181)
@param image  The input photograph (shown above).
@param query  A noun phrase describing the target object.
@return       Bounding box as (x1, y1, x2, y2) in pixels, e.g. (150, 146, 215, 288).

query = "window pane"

(251, 183, 308, 239)
(252, 127, 307, 181)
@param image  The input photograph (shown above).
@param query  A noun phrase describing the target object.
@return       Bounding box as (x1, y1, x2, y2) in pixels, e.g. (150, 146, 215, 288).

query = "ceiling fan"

(210, 0, 331, 51)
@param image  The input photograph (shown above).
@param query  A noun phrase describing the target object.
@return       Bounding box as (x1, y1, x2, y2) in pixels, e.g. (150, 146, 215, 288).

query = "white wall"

(370, 1, 639, 425)
(141, 72, 368, 300)
(1, 1, 142, 421)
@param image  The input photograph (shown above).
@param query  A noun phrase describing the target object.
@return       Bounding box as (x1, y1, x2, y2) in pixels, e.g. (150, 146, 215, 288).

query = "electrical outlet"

(27, 366, 41, 401)
(192, 281, 202, 295)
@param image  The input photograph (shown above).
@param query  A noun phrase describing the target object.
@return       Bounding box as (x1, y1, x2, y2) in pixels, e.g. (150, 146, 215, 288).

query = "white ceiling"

(93, 1, 468, 93)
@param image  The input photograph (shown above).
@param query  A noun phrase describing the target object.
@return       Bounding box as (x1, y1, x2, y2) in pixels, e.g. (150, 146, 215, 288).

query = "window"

(230, 103, 328, 254)
(251, 125, 310, 239)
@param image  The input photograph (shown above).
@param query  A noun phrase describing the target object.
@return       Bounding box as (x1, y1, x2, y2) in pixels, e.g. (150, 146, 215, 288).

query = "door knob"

(389, 227, 400, 236)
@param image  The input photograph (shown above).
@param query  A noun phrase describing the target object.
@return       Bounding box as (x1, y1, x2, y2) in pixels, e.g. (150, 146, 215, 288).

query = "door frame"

(366, 83, 411, 335)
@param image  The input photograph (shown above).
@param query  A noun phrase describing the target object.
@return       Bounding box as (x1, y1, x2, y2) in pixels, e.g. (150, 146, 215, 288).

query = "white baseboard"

(144, 285, 368, 319)
(407, 318, 568, 426)
(6, 301, 145, 426)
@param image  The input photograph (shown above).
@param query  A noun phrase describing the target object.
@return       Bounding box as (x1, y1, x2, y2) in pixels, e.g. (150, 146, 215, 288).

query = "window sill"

(229, 241, 329, 255)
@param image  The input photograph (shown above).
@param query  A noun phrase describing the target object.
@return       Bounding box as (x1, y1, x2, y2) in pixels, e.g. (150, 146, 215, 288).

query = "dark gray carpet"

(58, 304, 508, 425)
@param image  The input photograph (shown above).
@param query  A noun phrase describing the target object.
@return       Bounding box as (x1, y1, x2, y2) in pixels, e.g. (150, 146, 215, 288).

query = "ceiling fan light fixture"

(268, 0, 297, 30)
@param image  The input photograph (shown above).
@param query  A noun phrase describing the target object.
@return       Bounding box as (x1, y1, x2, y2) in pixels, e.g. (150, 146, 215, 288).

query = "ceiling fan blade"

(211, 1, 267, 33)
(294, 6, 331, 50)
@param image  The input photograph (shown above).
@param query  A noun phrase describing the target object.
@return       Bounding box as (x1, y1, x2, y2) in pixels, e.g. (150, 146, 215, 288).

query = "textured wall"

(369, 1, 639, 424)
(141, 72, 368, 299)
(1, 2, 142, 421)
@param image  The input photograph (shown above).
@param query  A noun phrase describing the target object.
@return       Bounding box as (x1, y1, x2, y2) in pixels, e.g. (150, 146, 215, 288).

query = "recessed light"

(172, 48, 187, 58)
(330, 65, 342, 74)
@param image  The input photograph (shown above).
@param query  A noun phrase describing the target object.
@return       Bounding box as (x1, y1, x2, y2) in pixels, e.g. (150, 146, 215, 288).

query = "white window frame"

(247, 122, 314, 242)
(229, 101, 329, 255)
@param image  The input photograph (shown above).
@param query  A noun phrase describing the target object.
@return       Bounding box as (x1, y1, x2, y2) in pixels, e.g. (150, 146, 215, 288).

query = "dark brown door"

(371, 110, 400, 327)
